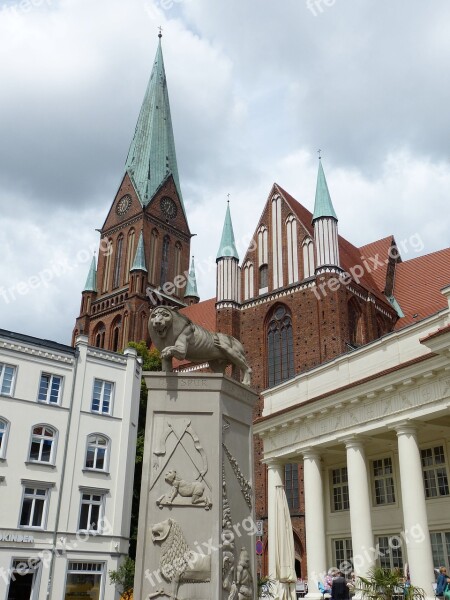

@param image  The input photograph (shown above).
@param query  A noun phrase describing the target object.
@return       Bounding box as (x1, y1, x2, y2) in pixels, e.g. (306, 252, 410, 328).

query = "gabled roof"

(125, 37, 185, 216)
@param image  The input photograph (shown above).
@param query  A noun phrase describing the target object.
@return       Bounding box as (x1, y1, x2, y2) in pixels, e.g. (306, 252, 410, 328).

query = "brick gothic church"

(73, 36, 450, 578)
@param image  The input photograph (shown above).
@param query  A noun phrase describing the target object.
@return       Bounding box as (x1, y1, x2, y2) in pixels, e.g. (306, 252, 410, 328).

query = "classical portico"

(256, 287, 450, 599)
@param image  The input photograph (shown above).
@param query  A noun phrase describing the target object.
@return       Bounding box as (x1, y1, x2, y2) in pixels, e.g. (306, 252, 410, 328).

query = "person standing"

(436, 567, 450, 597)
(332, 571, 350, 600)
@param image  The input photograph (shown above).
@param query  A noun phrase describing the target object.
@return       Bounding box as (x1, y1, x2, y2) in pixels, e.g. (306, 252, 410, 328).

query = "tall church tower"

(73, 34, 192, 351)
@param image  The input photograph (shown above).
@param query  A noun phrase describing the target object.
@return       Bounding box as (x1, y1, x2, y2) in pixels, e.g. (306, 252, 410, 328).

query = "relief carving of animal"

(163, 470, 212, 509)
(148, 306, 252, 386)
(151, 518, 211, 600)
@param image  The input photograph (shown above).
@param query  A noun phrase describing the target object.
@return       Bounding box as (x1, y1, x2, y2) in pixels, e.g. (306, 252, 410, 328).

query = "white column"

(345, 438, 375, 578)
(267, 460, 285, 580)
(303, 449, 327, 599)
(395, 424, 434, 598)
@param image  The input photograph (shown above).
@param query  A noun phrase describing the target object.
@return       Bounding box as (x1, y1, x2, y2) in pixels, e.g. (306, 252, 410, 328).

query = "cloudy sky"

(0, 0, 449, 344)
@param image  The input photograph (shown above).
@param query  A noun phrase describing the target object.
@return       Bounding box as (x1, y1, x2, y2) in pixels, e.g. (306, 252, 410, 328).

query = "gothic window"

(259, 265, 268, 291)
(286, 215, 299, 284)
(110, 317, 122, 352)
(150, 229, 159, 284)
(160, 235, 170, 287)
(267, 305, 295, 387)
(102, 238, 113, 293)
(243, 262, 254, 301)
(348, 298, 363, 347)
(125, 229, 136, 284)
(174, 242, 182, 281)
(302, 237, 315, 279)
(257, 225, 268, 266)
(284, 463, 299, 511)
(271, 196, 283, 289)
(93, 323, 106, 349)
(113, 235, 124, 289)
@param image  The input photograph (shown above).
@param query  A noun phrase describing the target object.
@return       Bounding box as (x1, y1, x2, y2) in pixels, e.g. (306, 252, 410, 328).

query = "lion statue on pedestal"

(148, 306, 252, 386)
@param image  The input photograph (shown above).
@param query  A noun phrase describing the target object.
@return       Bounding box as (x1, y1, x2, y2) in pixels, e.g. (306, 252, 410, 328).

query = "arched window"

(286, 215, 299, 284)
(29, 425, 57, 464)
(102, 238, 113, 293)
(149, 229, 159, 284)
(110, 316, 122, 352)
(125, 229, 136, 284)
(174, 242, 182, 282)
(302, 237, 315, 279)
(271, 196, 284, 289)
(267, 305, 295, 387)
(0, 418, 10, 459)
(259, 265, 268, 292)
(93, 322, 106, 349)
(85, 434, 110, 471)
(243, 262, 254, 301)
(123, 312, 129, 347)
(160, 235, 170, 287)
(113, 234, 124, 289)
(258, 225, 269, 293)
(348, 298, 364, 347)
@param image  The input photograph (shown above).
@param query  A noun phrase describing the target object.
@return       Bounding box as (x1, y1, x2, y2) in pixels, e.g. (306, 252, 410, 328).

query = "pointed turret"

(312, 159, 341, 273)
(185, 256, 200, 305)
(216, 201, 240, 305)
(131, 231, 148, 273)
(217, 202, 239, 260)
(125, 34, 185, 214)
(83, 256, 97, 293)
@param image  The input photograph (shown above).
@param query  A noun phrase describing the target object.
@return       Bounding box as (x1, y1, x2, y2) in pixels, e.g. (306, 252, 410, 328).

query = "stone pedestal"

(134, 373, 259, 600)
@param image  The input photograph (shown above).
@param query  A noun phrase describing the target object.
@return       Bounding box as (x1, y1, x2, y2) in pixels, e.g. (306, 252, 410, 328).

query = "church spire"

(83, 256, 97, 293)
(312, 159, 338, 222)
(185, 256, 200, 305)
(216, 201, 239, 260)
(125, 35, 184, 213)
(131, 231, 148, 273)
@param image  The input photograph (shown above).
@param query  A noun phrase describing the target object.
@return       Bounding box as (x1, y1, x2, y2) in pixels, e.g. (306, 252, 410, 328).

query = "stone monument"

(133, 311, 258, 600)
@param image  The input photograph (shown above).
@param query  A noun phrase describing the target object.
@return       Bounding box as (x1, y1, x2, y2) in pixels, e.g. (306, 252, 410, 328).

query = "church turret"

(216, 201, 240, 306)
(130, 231, 148, 296)
(184, 256, 200, 305)
(83, 255, 97, 294)
(312, 159, 341, 274)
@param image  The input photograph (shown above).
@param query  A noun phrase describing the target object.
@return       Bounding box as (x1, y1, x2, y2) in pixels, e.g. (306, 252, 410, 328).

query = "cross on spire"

(227, 193, 230, 204)
(158, 26, 163, 38)
(318, 148, 322, 160)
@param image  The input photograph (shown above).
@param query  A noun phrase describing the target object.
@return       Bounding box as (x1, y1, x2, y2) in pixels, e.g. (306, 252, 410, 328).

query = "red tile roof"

(358, 235, 395, 293)
(174, 298, 217, 368)
(392, 248, 450, 329)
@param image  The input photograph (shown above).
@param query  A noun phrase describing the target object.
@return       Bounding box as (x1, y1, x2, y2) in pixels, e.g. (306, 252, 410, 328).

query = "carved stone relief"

(236, 547, 254, 599)
(156, 470, 212, 510)
(223, 443, 253, 509)
(151, 517, 211, 600)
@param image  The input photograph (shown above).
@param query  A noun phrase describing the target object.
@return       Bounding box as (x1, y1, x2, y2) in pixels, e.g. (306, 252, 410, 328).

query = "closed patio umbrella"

(274, 485, 297, 600)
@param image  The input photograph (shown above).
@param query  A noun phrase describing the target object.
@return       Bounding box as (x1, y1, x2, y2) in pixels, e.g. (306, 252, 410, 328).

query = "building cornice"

(0, 340, 75, 365)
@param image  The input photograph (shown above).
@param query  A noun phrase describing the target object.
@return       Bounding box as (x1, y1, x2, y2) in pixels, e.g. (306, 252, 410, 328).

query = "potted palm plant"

(357, 567, 425, 600)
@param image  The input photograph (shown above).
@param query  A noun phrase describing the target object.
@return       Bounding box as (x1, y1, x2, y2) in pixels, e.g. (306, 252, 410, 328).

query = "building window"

(243, 262, 254, 301)
(174, 242, 182, 281)
(377, 535, 403, 569)
(93, 323, 106, 349)
(334, 539, 353, 573)
(78, 493, 105, 532)
(64, 562, 104, 600)
(85, 435, 109, 471)
(160, 235, 170, 287)
(0, 418, 10, 459)
(331, 467, 349, 511)
(38, 374, 62, 405)
(29, 425, 57, 464)
(91, 379, 114, 415)
(259, 264, 268, 292)
(113, 235, 124, 289)
(421, 446, 449, 498)
(19, 487, 49, 528)
(102, 238, 113, 293)
(267, 305, 295, 387)
(302, 237, 315, 279)
(286, 215, 299, 285)
(372, 457, 396, 505)
(430, 531, 450, 571)
(285, 463, 299, 511)
(0, 363, 15, 396)
(8, 559, 41, 599)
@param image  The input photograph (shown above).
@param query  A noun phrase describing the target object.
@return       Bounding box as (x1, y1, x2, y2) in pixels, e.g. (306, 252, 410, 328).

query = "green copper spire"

(217, 201, 239, 260)
(131, 231, 148, 272)
(185, 256, 200, 299)
(83, 256, 97, 293)
(312, 159, 338, 222)
(125, 35, 184, 213)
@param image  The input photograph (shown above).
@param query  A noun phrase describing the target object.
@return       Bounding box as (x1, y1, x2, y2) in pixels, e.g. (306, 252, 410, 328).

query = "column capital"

(264, 458, 285, 468)
(302, 447, 322, 461)
(389, 420, 418, 437)
(340, 435, 366, 450)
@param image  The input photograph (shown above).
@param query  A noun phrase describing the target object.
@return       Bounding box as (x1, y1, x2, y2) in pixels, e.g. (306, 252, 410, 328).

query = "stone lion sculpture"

(151, 518, 211, 599)
(148, 306, 252, 386)
(157, 470, 212, 509)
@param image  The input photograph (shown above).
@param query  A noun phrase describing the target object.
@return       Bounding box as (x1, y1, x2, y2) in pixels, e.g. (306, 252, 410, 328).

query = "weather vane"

(227, 193, 231, 204)
(318, 149, 322, 160)
(158, 26, 163, 38)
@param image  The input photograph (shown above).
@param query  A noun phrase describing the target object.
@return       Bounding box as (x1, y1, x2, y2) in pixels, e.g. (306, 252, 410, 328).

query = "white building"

(0, 331, 141, 600)
(255, 286, 450, 599)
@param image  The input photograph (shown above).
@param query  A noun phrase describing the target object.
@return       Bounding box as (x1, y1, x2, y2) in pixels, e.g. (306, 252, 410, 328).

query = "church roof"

(312, 160, 338, 221)
(185, 257, 200, 299)
(217, 202, 239, 260)
(125, 37, 185, 215)
(359, 235, 397, 292)
(131, 231, 148, 272)
(83, 256, 97, 293)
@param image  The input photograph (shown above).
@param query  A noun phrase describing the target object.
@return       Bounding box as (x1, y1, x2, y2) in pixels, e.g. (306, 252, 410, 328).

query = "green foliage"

(258, 576, 277, 598)
(109, 557, 135, 599)
(127, 341, 161, 558)
(357, 567, 425, 600)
